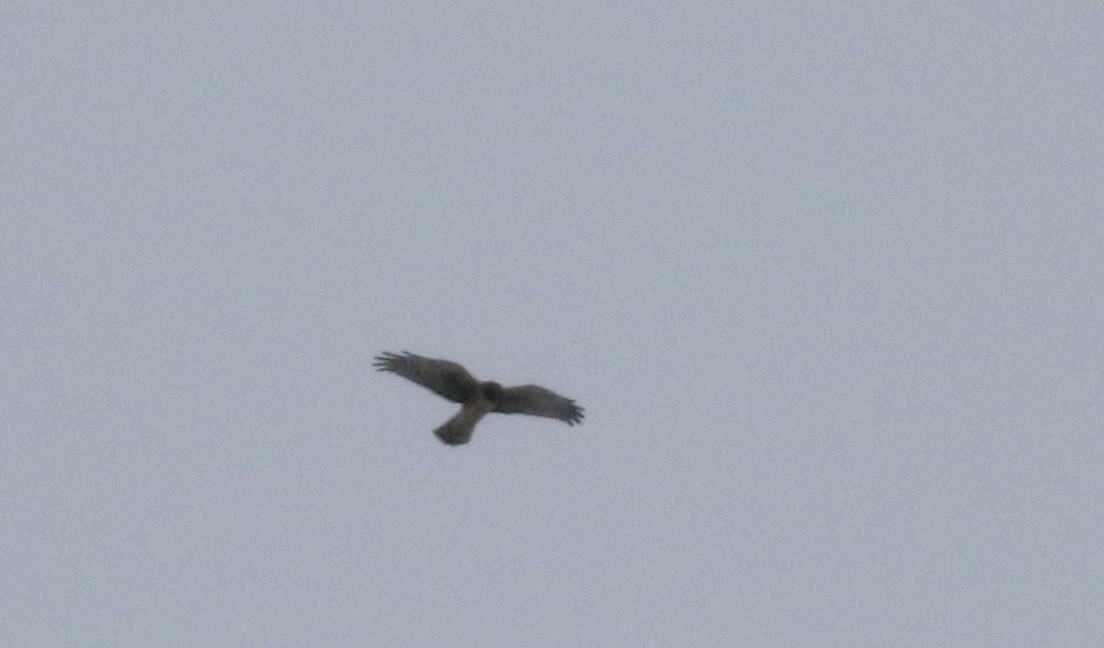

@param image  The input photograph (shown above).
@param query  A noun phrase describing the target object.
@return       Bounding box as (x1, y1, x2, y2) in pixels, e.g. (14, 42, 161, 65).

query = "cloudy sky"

(3, 2, 1102, 646)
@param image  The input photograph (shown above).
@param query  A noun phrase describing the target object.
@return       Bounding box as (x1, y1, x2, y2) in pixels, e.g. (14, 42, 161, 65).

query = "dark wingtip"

(373, 350, 403, 371)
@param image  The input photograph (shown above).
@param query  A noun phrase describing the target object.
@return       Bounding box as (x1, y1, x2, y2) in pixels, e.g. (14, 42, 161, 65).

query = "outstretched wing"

(373, 351, 479, 403)
(494, 384, 584, 425)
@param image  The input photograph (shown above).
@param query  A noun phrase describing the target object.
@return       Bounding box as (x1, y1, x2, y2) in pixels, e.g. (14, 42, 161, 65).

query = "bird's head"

(480, 381, 504, 403)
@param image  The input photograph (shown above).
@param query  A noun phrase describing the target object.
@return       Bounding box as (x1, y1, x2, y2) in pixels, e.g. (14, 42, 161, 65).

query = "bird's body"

(433, 382, 500, 445)
(374, 351, 583, 446)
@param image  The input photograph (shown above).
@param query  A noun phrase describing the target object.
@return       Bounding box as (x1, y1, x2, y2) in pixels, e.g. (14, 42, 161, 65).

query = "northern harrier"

(374, 350, 584, 445)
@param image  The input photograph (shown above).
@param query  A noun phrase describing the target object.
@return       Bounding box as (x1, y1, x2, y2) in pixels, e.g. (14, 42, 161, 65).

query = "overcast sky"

(3, 2, 1103, 646)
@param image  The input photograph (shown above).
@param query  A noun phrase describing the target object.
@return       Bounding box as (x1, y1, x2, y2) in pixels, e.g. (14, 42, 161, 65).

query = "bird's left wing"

(494, 384, 584, 425)
(373, 351, 480, 403)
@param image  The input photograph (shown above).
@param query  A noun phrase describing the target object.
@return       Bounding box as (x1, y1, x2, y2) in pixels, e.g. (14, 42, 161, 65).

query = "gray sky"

(3, 2, 1102, 646)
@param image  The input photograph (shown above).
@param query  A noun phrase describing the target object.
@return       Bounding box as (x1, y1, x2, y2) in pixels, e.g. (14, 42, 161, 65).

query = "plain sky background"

(3, 2, 1102, 646)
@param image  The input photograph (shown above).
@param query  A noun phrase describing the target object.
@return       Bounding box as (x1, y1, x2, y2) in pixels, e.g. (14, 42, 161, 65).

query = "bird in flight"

(374, 350, 584, 445)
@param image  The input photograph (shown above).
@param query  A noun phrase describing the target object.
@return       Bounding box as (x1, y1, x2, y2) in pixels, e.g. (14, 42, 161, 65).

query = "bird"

(373, 350, 584, 445)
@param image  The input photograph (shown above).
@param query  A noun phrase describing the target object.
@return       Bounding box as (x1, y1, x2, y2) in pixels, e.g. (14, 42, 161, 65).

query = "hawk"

(374, 350, 584, 445)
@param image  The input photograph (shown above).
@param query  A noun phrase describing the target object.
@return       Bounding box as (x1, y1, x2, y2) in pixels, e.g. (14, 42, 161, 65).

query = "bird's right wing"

(373, 351, 480, 403)
(494, 384, 584, 425)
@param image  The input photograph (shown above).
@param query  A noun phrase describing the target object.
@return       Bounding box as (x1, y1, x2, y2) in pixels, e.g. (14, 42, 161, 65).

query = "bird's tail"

(434, 420, 475, 445)
(433, 400, 491, 446)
